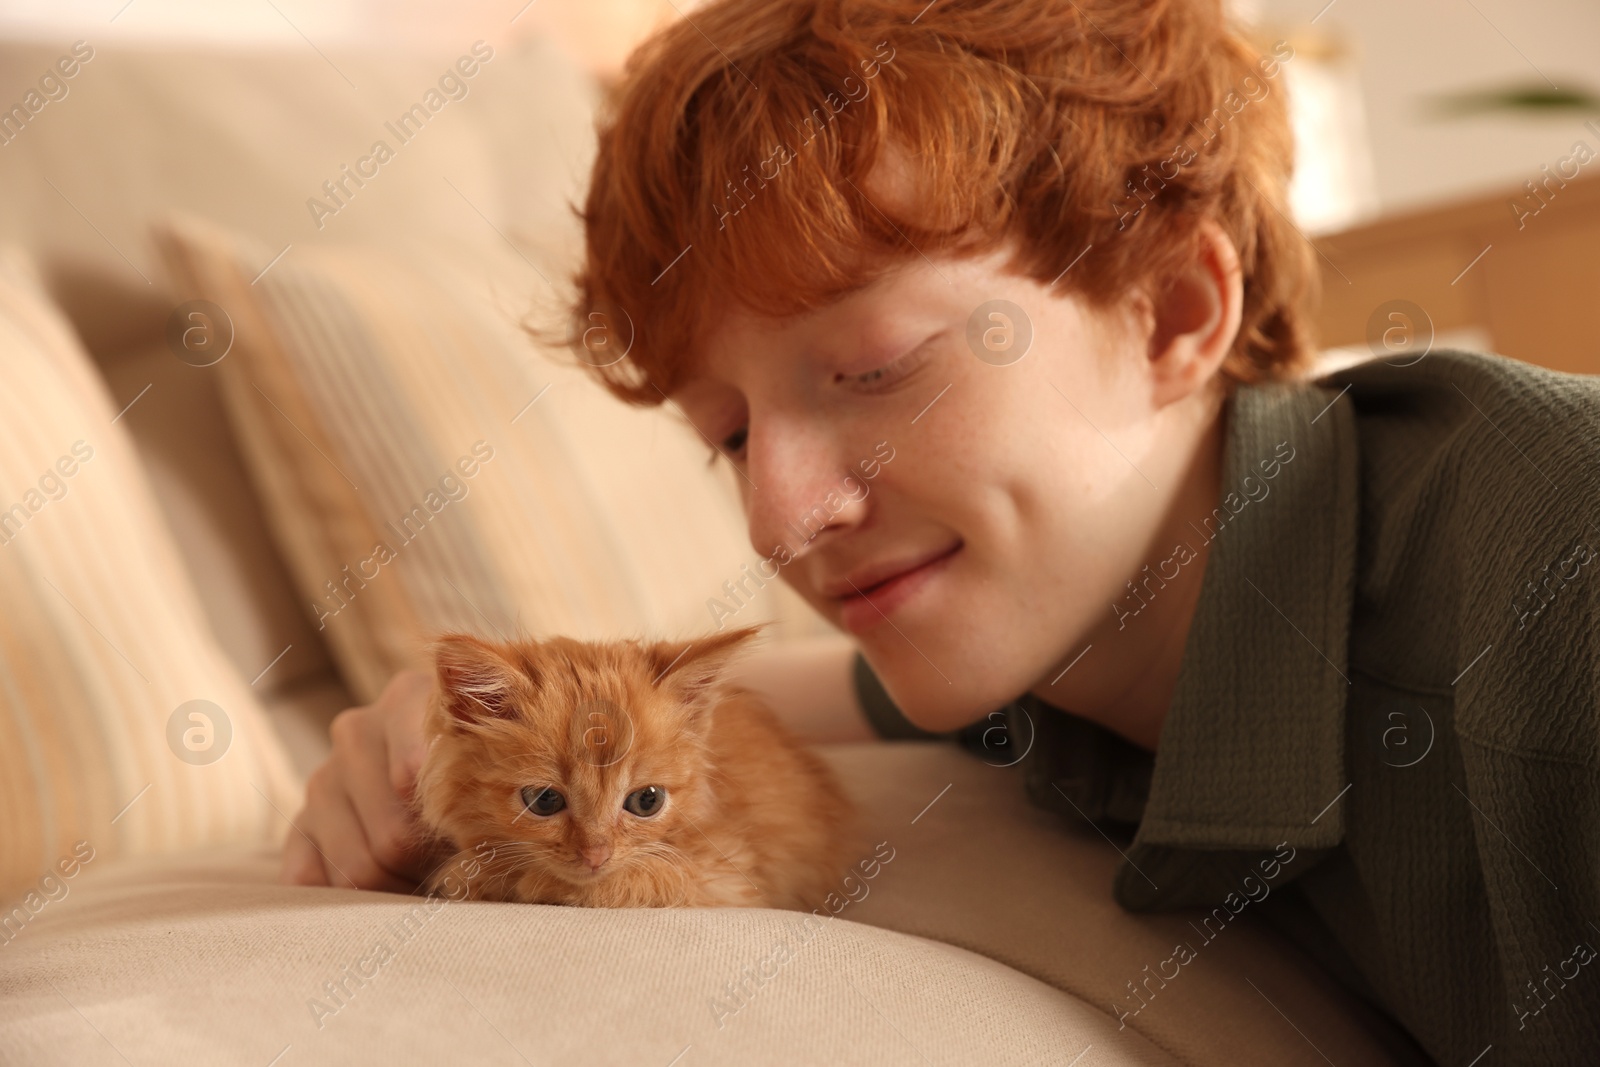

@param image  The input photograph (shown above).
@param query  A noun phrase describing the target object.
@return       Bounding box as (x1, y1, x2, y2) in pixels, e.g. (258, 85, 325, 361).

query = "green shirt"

(853, 349, 1600, 1066)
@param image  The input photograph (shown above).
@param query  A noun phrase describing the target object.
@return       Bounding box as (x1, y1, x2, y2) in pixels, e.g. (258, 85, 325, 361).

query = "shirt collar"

(1131, 375, 1360, 852)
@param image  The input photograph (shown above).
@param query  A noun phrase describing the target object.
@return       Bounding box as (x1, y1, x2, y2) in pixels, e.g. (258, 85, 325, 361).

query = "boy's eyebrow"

(828, 302, 949, 372)
(843, 327, 930, 371)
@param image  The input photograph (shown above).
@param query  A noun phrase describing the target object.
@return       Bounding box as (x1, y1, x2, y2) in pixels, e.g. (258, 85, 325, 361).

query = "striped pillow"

(154, 216, 824, 706)
(0, 248, 301, 897)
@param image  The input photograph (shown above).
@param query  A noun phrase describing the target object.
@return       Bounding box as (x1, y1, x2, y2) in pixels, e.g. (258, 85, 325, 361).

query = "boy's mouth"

(825, 541, 963, 633)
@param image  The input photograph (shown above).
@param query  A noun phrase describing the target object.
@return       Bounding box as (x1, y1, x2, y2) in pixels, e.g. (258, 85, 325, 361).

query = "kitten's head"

(414, 626, 761, 904)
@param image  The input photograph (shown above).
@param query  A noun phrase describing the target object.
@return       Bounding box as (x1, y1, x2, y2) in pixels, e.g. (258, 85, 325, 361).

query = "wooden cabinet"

(1311, 172, 1600, 376)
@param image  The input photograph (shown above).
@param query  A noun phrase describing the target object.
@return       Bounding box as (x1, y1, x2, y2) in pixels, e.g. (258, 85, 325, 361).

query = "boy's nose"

(745, 432, 868, 563)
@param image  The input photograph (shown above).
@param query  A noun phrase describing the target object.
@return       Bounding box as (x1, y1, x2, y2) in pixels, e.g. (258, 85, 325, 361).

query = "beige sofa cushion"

(1, 742, 1417, 1065)
(93, 339, 343, 706)
(89, 337, 357, 781)
(0, 248, 300, 895)
(0, 38, 600, 357)
(155, 215, 827, 705)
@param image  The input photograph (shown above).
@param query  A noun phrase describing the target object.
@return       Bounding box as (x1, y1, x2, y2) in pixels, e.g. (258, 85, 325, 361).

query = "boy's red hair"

(570, 0, 1318, 404)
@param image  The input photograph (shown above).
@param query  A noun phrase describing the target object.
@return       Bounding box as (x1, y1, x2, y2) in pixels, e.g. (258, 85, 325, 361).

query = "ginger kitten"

(414, 626, 857, 909)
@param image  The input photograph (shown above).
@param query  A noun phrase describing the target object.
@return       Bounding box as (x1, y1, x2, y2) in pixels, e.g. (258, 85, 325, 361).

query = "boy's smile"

(823, 537, 964, 635)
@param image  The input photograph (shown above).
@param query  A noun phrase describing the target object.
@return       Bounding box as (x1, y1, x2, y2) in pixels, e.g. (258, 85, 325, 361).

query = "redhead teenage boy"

(282, 0, 1600, 1061)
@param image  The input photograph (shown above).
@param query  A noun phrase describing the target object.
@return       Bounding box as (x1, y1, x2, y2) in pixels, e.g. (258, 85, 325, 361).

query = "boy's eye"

(838, 332, 942, 393)
(839, 358, 909, 389)
(521, 786, 566, 816)
(623, 785, 666, 817)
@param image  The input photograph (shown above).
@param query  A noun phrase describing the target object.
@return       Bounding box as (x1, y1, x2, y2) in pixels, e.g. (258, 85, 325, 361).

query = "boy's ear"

(432, 633, 533, 726)
(646, 625, 764, 706)
(1142, 218, 1243, 409)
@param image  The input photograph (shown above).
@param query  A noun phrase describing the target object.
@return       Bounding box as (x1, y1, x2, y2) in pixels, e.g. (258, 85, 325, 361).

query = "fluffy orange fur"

(414, 626, 857, 909)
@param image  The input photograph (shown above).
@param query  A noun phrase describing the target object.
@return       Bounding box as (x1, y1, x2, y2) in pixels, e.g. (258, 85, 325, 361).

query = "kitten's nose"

(580, 844, 611, 871)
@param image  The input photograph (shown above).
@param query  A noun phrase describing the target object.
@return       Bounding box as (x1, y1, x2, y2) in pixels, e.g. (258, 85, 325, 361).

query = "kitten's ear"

(646, 625, 763, 705)
(432, 633, 532, 726)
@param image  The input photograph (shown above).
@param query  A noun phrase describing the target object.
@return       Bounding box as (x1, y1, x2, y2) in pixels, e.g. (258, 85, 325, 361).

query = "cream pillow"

(155, 216, 826, 705)
(0, 248, 300, 896)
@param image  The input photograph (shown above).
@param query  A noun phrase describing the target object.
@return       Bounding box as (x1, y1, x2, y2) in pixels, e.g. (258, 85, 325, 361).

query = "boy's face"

(674, 243, 1221, 731)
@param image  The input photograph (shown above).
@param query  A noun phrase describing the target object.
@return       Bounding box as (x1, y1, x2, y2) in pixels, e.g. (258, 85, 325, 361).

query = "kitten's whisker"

(479, 847, 555, 869)
(482, 840, 548, 853)
(625, 841, 689, 865)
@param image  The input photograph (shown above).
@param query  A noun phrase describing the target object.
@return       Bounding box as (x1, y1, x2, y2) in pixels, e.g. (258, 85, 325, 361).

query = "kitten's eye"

(623, 786, 666, 818)
(521, 786, 566, 817)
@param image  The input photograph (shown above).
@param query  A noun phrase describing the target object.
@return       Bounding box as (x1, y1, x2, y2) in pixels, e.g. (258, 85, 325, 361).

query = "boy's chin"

(850, 618, 1012, 727)
(878, 668, 1008, 735)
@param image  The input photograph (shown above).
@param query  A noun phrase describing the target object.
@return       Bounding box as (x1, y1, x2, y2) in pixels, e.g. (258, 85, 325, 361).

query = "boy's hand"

(279, 669, 451, 892)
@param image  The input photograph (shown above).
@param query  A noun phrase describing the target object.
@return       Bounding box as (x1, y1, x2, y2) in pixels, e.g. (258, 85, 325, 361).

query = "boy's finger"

(383, 670, 434, 801)
(279, 821, 331, 886)
(335, 721, 432, 884)
(303, 783, 417, 895)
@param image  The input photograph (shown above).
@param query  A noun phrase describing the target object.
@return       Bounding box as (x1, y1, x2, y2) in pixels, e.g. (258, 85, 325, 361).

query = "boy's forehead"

(664, 144, 992, 393)
(672, 302, 800, 394)
(672, 237, 1048, 395)
(675, 267, 913, 388)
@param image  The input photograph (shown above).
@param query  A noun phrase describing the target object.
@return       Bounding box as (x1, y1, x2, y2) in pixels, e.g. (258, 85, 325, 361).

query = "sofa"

(0, 33, 1430, 1065)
